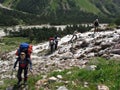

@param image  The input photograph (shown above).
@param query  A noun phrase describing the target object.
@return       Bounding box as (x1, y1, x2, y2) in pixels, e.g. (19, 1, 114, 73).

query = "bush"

(115, 17, 120, 25)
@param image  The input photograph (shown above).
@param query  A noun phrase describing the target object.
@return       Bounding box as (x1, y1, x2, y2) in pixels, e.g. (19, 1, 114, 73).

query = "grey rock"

(110, 49, 120, 55)
(57, 86, 68, 90)
(0, 81, 4, 86)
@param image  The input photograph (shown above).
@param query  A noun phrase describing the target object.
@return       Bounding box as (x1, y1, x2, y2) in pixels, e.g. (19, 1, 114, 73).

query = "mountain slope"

(0, 7, 47, 26)
(0, 0, 120, 25)
(1, 0, 101, 14)
(90, 0, 120, 16)
(2, 0, 120, 16)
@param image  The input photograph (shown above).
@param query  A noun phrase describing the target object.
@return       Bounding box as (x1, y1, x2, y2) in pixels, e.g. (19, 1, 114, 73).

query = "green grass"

(0, 74, 42, 90)
(0, 36, 29, 53)
(2, 0, 13, 6)
(74, 0, 101, 14)
(1, 58, 120, 90)
(50, 0, 58, 12)
(46, 57, 120, 90)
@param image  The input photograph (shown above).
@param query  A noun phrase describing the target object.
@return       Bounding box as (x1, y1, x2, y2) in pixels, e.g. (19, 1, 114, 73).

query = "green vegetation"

(1, 0, 120, 26)
(75, 0, 100, 14)
(0, 37, 29, 53)
(115, 16, 120, 25)
(6, 24, 91, 43)
(0, 24, 91, 54)
(1, 57, 120, 90)
(0, 74, 42, 90)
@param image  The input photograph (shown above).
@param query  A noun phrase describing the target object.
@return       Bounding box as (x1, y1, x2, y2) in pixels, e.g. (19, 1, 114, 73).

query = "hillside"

(0, 0, 120, 25)
(1, 0, 101, 14)
(1, 26, 120, 89)
(2, 0, 120, 16)
(0, 6, 48, 26)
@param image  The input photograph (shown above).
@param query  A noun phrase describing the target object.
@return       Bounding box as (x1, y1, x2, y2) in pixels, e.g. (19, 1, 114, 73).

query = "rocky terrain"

(0, 26, 120, 90)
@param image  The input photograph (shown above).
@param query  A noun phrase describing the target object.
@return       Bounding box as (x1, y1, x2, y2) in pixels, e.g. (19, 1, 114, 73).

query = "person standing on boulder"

(13, 52, 33, 86)
(70, 30, 78, 42)
(93, 19, 99, 34)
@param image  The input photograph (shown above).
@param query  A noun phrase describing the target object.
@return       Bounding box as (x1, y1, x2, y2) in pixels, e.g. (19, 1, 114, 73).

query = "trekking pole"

(29, 69, 34, 76)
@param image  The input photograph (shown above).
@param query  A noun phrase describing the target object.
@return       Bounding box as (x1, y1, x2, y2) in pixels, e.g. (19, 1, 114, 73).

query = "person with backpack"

(54, 36, 58, 50)
(13, 52, 33, 86)
(93, 19, 99, 34)
(70, 30, 78, 43)
(49, 37, 55, 53)
(15, 42, 32, 59)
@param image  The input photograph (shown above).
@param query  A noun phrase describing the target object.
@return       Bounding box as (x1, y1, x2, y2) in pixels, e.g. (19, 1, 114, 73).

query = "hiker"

(70, 30, 78, 42)
(54, 36, 58, 50)
(13, 52, 32, 86)
(15, 42, 32, 59)
(49, 37, 55, 53)
(93, 19, 99, 33)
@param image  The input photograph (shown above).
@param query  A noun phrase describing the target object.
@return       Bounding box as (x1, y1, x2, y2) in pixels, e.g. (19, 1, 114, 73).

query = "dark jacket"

(14, 58, 32, 69)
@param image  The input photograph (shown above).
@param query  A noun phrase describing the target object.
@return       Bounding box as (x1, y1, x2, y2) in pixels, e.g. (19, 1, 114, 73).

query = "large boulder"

(100, 42, 111, 49)
(110, 49, 120, 55)
(80, 40, 89, 48)
(59, 52, 73, 60)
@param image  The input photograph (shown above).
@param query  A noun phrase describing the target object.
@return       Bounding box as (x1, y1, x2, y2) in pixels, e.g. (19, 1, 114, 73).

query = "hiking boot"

(17, 81, 21, 86)
(24, 81, 27, 85)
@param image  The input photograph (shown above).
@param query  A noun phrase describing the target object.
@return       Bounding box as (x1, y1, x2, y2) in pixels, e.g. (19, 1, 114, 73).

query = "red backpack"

(49, 37, 55, 45)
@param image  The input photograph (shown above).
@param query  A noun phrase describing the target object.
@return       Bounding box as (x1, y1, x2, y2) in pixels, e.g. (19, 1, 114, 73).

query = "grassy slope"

(2, 0, 101, 14)
(2, 0, 12, 6)
(1, 57, 120, 90)
(74, 0, 100, 14)
(0, 37, 29, 53)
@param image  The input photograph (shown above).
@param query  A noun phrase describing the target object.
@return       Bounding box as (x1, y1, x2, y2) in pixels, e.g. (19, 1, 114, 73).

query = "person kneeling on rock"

(13, 52, 33, 86)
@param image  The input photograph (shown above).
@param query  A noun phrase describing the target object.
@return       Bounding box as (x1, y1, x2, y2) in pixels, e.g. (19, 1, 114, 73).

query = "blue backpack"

(18, 43, 29, 57)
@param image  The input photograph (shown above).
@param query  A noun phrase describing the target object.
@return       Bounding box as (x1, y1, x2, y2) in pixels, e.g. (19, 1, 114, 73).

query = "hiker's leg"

(24, 67, 28, 83)
(75, 35, 77, 39)
(55, 42, 58, 50)
(50, 45, 53, 53)
(17, 68, 22, 84)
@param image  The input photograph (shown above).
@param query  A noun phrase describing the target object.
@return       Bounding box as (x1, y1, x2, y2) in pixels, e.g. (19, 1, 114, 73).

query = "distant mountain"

(0, 0, 120, 25)
(0, 7, 45, 26)
(2, 0, 120, 15)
